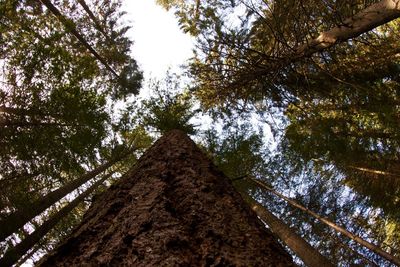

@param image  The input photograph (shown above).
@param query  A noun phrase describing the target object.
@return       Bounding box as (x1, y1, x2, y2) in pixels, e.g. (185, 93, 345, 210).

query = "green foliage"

(284, 75, 400, 220)
(2, 0, 400, 265)
(0, 0, 143, 262)
(204, 123, 267, 178)
(200, 116, 269, 201)
(159, 2, 400, 264)
(159, 0, 399, 109)
(156, 0, 228, 36)
(133, 73, 200, 135)
(115, 58, 143, 99)
(0, 0, 141, 189)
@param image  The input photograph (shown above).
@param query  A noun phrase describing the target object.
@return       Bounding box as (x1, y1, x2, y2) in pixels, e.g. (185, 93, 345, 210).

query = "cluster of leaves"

(198, 112, 399, 265)
(0, 0, 141, 201)
(127, 72, 200, 136)
(0, 0, 144, 263)
(2, 0, 400, 265)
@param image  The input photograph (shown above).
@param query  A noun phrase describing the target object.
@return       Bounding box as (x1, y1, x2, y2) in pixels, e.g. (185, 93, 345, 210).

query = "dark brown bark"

(39, 130, 294, 266)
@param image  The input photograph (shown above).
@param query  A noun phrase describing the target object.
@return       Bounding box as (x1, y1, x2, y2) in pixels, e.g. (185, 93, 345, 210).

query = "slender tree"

(247, 197, 334, 267)
(1, 0, 138, 263)
(0, 172, 113, 267)
(39, 0, 120, 78)
(249, 177, 400, 266)
(0, 0, 142, 217)
(76, 0, 109, 38)
(0, 149, 132, 242)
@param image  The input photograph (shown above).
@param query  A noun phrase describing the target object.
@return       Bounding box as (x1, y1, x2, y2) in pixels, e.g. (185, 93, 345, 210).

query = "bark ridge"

(39, 130, 294, 266)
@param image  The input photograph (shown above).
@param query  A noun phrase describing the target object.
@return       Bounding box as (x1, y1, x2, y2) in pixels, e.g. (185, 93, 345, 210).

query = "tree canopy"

(0, 0, 143, 263)
(1, 0, 400, 266)
(158, 0, 400, 265)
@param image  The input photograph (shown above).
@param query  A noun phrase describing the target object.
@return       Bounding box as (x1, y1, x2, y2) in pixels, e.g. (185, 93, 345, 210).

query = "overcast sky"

(122, 0, 194, 80)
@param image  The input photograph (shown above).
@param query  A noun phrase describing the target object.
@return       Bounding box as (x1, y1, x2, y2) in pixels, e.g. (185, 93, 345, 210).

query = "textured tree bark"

(39, 130, 294, 266)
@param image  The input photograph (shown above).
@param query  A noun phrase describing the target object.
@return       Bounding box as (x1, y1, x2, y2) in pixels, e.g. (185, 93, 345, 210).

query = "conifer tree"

(38, 130, 294, 266)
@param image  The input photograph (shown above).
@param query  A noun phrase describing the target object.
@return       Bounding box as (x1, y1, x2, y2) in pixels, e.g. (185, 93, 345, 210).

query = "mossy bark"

(39, 130, 294, 266)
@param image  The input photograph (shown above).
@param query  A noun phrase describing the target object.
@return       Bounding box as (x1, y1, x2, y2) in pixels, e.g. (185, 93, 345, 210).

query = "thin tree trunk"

(348, 165, 400, 178)
(38, 0, 120, 78)
(15, 243, 41, 266)
(295, 0, 400, 58)
(38, 130, 294, 266)
(0, 106, 30, 116)
(246, 196, 334, 267)
(0, 172, 112, 267)
(249, 177, 400, 266)
(330, 233, 379, 267)
(0, 150, 130, 242)
(76, 0, 108, 38)
(0, 171, 40, 189)
(0, 121, 71, 127)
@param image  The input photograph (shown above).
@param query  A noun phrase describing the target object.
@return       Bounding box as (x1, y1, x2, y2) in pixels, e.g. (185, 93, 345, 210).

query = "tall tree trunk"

(15, 243, 41, 266)
(76, 0, 108, 38)
(295, 0, 400, 58)
(0, 121, 71, 127)
(348, 165, 400, 178)
(248, 198, 334, 267)
(249, 177, 400, 266)
(38, 0, 120, 78)
(38, 130, 294, 266)
(0, 150, 130, 242)
(0, 106, 30, 116)
(0, 172, 113, 267)
(0, 105, 66, 121)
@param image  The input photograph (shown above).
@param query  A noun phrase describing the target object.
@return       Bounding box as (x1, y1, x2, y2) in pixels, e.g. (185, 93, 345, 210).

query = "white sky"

(122, 0, 194, 81)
